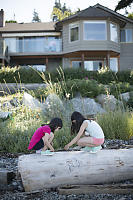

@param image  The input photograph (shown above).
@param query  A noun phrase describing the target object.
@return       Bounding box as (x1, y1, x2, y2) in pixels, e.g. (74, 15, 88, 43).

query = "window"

(72, 60, 102, 71)
(4, 38, 17, 52)
(110, 23, 118, 42)
(32, 65, 46, 72)
(84, 21, 106, 40)
(110, 58, 118, 72)
(120, 29, 133, 42)
(70, 23, 79, 42)
(4, 36, 62, 53)
(72, 61, 81, 68)
(84, 61, 102, 71)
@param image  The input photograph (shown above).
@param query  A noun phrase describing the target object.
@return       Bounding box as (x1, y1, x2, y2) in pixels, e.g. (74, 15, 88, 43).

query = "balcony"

(4, 37, 62, 54)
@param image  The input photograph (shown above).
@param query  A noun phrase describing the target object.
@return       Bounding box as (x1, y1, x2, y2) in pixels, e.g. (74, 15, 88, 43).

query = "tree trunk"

(18, 149, 133, 192)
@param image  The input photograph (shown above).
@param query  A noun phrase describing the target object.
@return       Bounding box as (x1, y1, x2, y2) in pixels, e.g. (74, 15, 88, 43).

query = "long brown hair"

(71, 112, 86, 135)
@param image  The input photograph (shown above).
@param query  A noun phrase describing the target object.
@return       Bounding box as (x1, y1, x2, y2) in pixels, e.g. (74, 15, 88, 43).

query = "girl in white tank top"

(64, 111, 104, 152)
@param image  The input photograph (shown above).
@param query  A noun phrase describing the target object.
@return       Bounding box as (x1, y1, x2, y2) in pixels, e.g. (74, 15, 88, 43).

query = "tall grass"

(97, 107, 133, 140)
(40, 66, 71, 99)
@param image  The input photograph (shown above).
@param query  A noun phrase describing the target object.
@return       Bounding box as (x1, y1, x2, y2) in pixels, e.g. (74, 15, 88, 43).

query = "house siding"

(62, 20, 120, 54)
(120, 22, 133, 70)
(120, 43, 133, 70)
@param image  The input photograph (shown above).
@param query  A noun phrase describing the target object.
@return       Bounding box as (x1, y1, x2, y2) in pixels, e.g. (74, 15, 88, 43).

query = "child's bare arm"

(49, 132, 54, 144)
(64, 121, 88, 150)
(42, 133, 54, 152)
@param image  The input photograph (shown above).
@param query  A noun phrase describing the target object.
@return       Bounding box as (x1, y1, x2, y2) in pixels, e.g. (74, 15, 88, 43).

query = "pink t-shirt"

(28, 125, 51, 150)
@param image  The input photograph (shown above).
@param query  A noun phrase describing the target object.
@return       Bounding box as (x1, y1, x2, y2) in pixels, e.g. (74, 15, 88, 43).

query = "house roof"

(0, 21, 56, 33)
(55, 4, 133, 30)
(95, 4, 133, 24)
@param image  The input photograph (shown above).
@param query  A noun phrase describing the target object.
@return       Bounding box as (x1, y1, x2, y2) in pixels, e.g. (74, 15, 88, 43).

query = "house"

(0, 4, 133, 71)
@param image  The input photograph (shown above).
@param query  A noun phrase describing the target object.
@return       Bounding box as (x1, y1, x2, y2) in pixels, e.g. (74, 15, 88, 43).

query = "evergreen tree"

(32, 9, 41, 22)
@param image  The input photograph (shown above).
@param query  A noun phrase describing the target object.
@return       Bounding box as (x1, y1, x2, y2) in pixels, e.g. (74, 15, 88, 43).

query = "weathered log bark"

(18, 149, 133, 192)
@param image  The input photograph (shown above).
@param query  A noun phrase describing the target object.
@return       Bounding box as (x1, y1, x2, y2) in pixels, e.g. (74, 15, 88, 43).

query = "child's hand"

(64, 144, 69, 150)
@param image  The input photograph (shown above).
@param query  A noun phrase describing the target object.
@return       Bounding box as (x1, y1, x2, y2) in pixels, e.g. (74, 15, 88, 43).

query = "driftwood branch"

(57, 183, 133, 195)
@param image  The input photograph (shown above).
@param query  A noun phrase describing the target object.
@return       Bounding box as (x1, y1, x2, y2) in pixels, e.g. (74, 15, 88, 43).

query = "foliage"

(2, 66, 133, 100)
(32, 9, 41, 22)
(5, 20, 17, 23)
(2, 66, 133, 86)
(0, 102, 45, 153)
(126, 92, 133, 108)
(1, 65, 133, 153)
(0, 95, 73, 153)
(128, 12, 133, 19)
(115, 0, 133, 11)
(97, 108, 133, 140)
(51, 6, 73, 21)
(116, 70, 133, 85)
(37, 67, 69, 99)
(51, 0, 79, 21)
(0, 66, 43, 83)
(108, 82, 133, 98)
(1, 93, 133, 153)
(65, 79, 105, 98)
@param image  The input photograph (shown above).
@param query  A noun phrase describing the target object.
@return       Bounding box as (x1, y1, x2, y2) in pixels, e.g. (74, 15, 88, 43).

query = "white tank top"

(84, 120, 104, 139)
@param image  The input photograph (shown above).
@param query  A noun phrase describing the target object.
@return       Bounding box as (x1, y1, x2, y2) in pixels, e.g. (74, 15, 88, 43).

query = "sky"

(0, 0, 132, 23)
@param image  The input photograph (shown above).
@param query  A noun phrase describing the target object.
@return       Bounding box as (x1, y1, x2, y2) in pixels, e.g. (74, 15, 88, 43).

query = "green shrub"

(1, 66, 133, 86)
(0, 66, 43, 83)
(116, 70, 133, 85)
(108, 82, 133, 98)
(65, 79, 105, 98)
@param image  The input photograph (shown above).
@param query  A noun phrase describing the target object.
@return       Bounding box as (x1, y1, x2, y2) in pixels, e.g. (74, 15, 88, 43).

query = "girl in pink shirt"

(28, 118, 62, 152)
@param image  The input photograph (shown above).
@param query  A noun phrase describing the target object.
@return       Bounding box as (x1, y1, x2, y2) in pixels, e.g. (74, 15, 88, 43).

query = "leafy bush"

(1, 66, 133, 85)
(116, 70, 133, 85)
(108, 82, 133, 98)
(65, 79, 105, 98)
(0, 66, 43, 83)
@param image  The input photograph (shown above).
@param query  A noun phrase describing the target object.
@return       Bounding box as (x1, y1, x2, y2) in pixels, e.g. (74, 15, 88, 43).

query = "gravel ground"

(0, 139, 133, 200)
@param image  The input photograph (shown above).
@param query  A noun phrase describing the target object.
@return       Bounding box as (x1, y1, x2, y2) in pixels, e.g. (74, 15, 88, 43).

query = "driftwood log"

(18, 149, 133, 192)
